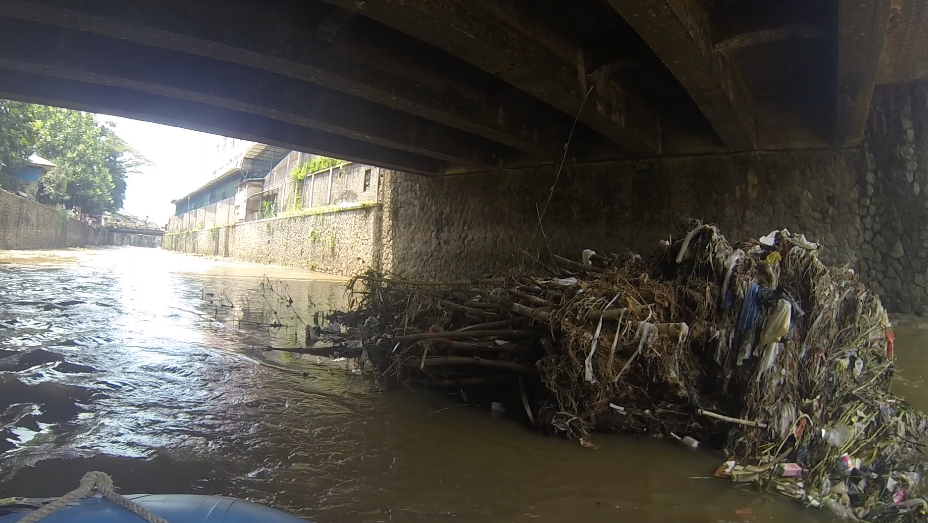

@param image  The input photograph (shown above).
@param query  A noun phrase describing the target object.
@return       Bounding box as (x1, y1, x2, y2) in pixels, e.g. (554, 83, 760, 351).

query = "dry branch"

(482, 294, 551, 322)
(393, 330, 543, 342)
(411, 356, 537, 374)
(698, 409, 768, 428)
(552, 254, 605, 274)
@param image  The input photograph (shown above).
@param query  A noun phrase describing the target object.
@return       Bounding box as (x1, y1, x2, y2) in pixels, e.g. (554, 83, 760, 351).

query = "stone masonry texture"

(164, 82, 928, 314)
(0, 189, 103, 249)
(381, 83, 928, 315)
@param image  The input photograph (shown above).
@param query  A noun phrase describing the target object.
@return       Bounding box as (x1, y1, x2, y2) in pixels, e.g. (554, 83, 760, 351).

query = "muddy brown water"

(5, 247, 919, 523)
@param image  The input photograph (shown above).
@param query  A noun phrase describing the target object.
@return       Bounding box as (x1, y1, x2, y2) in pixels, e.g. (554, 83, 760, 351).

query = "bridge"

(106, 227, 164, 237)
(0, 0, 922, 176)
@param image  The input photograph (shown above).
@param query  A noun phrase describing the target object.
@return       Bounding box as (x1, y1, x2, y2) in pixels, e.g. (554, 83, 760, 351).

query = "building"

(164, 144, 390, 276)
(168, 143, 290, 231)
(9, 154, 55, 193)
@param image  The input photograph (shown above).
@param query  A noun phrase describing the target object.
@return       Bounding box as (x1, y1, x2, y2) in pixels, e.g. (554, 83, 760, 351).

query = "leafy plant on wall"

(260, 200, 275, 219)
(290, 156, 340, 181)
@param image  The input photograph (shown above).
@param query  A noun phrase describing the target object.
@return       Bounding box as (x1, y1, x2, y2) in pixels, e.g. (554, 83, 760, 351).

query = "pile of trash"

(330, 223, 927, 521)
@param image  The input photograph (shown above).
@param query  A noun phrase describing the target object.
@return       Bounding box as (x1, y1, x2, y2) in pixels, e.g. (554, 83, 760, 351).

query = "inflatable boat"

(0, 494, 307, 523)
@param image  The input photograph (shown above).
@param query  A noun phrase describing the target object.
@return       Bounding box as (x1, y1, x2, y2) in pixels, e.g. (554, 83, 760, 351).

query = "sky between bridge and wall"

(100, 115, 233, 225)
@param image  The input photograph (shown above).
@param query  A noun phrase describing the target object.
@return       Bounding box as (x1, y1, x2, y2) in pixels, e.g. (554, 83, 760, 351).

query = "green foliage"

(0, 171, 23, 192)
(260, 200, 276, 219)
(32, 106, 112, 213)
(326, 230, 337, 250)
(309, 228, 319, 244)
(103, 127, 149, 211)
(28, 106, 147, 215)
(0, 100, 36, 175)
(291, 156, 340, 181)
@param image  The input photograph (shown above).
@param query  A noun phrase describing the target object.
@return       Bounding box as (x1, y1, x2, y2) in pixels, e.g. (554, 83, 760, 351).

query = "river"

(2, 246, 924, 523)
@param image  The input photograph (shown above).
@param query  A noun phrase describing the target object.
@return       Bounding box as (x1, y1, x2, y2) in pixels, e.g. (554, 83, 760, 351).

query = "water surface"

(0, 247, 858, 522)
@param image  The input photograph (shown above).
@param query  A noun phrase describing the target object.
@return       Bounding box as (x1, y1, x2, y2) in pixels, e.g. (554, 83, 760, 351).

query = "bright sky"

(98, 115, 233, 225)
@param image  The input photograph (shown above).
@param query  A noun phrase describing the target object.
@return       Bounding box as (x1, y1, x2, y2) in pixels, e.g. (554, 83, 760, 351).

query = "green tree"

(32, 106, 112, 213)
(0, 100, 36, 175)
(102, 126, 149, 211)
(31, 106, 149, 215)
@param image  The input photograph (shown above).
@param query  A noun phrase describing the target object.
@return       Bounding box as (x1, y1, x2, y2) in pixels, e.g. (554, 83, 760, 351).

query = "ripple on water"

(0, 248, 843, 523)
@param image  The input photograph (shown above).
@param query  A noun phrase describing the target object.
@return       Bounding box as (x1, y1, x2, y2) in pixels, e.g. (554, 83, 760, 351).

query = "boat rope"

(18, 471, 171, 523)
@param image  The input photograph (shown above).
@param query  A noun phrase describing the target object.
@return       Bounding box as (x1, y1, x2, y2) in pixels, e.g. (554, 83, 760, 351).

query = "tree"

(102, 126, 149, 211)
(30, 106, 147, 215)
(0, 100, 145, 214)
(0, 100, 36, 175)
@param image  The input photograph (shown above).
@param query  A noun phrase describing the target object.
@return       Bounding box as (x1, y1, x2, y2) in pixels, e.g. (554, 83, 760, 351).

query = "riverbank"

(0, 189, 103, 249)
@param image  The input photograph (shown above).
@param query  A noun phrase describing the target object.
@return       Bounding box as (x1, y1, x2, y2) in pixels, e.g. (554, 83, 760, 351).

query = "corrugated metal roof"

(27, 154, 55, 169)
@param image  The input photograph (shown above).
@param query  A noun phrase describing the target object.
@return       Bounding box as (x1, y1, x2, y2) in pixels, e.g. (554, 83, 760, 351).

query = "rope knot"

(79, 471, 115, 492)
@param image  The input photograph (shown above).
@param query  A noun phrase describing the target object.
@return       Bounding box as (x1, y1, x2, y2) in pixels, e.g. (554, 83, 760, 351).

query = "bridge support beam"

(0, 16, 515, 171)
(0, 0, 579, 162)
(0, 68, 447, 175)
(605, 0, 756, 152)
(320, 0, 662, 156)
(835, 0, 892, 146)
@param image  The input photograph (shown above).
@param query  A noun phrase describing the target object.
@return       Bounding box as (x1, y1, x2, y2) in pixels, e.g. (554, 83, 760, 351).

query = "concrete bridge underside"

(0, 0, 925, 175)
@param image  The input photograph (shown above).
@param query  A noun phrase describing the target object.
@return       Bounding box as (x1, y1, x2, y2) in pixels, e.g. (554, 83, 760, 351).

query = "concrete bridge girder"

(0, 0, 914, 175)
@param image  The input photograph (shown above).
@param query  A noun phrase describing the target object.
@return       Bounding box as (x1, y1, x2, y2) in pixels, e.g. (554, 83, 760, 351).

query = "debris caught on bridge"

(329, 222, 926, 521)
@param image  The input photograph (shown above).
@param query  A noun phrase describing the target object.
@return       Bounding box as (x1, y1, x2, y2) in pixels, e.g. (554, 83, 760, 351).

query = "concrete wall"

(161, 83, 928, 314)
(380, 150, 860, 277)
(378, 82, 928, 315)
(164, 153, 390, 275)
(0, 189, 104, 249)
(163, 203, 381, 275)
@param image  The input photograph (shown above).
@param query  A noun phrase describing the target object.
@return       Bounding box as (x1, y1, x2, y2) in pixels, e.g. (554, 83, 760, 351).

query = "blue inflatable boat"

(0, 494, 307, 523)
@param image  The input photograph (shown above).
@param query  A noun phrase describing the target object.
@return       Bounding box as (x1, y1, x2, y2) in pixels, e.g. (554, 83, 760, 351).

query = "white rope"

(18, 471, 171, 523)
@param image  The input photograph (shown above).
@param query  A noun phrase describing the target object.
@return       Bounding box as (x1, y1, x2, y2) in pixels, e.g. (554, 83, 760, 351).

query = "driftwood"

(263, 346, 362, 357)
(362, 276, 505, 286)
(393, 329, 543, 342)
(411, 356, 537, 374)
(440, 300, 502, 318)
(508, 288, 557, 307)
(463, 301, 503, 311)
(552, 254, 605, 274)
(482, 294, 551, 322)
(456, 318, 524, 332)
(426, 339, 530, 352)
(430, 375, 512, 388)
(698, 409, 768, 428)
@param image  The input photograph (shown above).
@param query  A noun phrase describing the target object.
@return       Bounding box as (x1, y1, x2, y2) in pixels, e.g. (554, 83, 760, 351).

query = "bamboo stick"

(262, 346, 361, 357)
(463, 301, 503, 311)
(585, 305, 651, 321)
(482, 294, 551, 322)
(363, 276, 504, 286)
(440, 300, 502, 317)
(435, 340, 529, 352)
(697, 409, 768, 428)
(552, 254, 606, 274)
(393, 330, 543, 342)
(519, 376, 537, 427)
(508, 288, 557, 307)
(430, 375, 511, 388)
(456, 318, 523, 332)
(410, 356, 536, 374)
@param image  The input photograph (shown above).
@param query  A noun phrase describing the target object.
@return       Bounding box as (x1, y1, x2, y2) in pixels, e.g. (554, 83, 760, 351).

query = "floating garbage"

(328, 222, 927, 522)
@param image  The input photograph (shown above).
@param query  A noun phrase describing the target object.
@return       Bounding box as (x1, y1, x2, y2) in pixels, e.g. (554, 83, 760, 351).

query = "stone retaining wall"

(381, 150, 859, 276)
(162, 203, 382, 275)
(380, 83, 928, 315)
(0, 189, 103, 249)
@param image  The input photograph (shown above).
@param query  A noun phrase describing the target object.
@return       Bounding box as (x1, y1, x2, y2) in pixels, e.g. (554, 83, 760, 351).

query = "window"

(363, 169, 372, 191)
